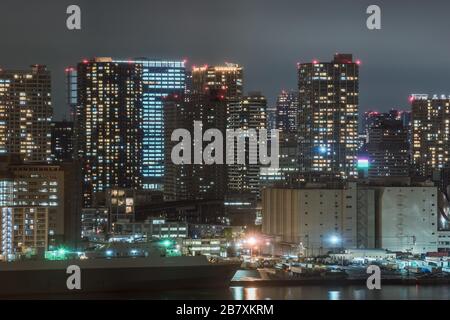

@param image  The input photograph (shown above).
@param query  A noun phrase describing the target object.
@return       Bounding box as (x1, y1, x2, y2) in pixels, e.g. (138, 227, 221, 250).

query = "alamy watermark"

(366, 5, 381, 30)
(366, 265, 382, 290)
(66, 5, 81, 30)
(170, 121, 280, 168)
(66, 265, 81, 290)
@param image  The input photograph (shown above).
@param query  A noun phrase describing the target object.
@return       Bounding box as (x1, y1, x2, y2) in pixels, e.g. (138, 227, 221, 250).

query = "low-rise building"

(262, 181, 444, 255)
(375, 185, 438, 254)
(0, 155, 82, 249)
(181, 238, 229, 257)
(330, 249, 397, 263)
(262, 182, 360, 255)
(81, 207, 109, 241)
(1, 206, 48, 260)
(188, 223, 244, 239)
(113, 217, 188, 239)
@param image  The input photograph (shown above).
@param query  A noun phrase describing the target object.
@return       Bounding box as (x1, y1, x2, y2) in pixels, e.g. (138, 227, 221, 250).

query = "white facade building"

(377, 186, 438, 254)
(262, 182, 359, 255)
(262, 182, 445, 255)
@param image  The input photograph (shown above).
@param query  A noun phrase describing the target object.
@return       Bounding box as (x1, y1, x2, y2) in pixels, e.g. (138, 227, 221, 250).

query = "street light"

(329, 235, 345, 265)
(330, 235, 340, 245)
(247, 237, 257, 246)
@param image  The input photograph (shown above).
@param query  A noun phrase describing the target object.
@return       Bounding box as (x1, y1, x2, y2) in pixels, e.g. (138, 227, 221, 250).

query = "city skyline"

(2, 1, 450, 303)
(2, 0, 450, 119)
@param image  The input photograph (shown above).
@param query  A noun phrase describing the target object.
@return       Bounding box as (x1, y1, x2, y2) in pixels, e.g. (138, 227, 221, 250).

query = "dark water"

(76, 285, 450, 300)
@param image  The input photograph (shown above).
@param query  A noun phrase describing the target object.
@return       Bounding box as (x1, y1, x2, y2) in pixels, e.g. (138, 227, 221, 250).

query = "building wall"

(262, 183, 442, 255)
(438, 231, 450, 252)
(356, 188, 376, 248)
(262, 183, 358, 255)
(377, 186, 438, 254)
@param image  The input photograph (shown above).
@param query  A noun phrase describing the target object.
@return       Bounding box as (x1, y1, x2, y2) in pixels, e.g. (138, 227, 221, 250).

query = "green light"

(45, 247, 70, 261)
(357, 158, 369, 169)
(166, 249, 181, 257)
(161, 239, 172, 247)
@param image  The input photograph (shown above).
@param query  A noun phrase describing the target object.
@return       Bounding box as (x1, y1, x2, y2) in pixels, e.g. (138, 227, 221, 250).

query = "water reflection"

(353, 289, 367, 300)
(245, 288, 257, 300)
(49, 285, 450, 300)
(328, 291, 340, 300)
(230, 287, 259, 300)
(231, 287, 244, 300)
(230, 285, 450, 300)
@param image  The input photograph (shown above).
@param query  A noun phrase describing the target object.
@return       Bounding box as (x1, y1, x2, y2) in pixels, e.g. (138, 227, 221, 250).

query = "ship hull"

(0, 256, 239, 298)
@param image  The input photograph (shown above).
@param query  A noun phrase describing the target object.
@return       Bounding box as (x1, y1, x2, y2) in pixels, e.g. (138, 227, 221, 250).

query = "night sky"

(1, 0, 450, 119)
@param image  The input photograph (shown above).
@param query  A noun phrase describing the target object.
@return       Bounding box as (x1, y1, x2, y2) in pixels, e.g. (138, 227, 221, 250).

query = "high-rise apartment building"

(267, 90, 300, 186)
(411, 94, 450, 178)
(114, 59, 186, 191)
(0, 65, 52, 162)
(163, 94, 193, 201)
(174, 64, 243, 199)
(297, 54, 359, 180)
(75, 58, 143, 207)
(227, 92, 267, 198)
(164, 64, 245, 202)
(163, 89, 229, 202)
